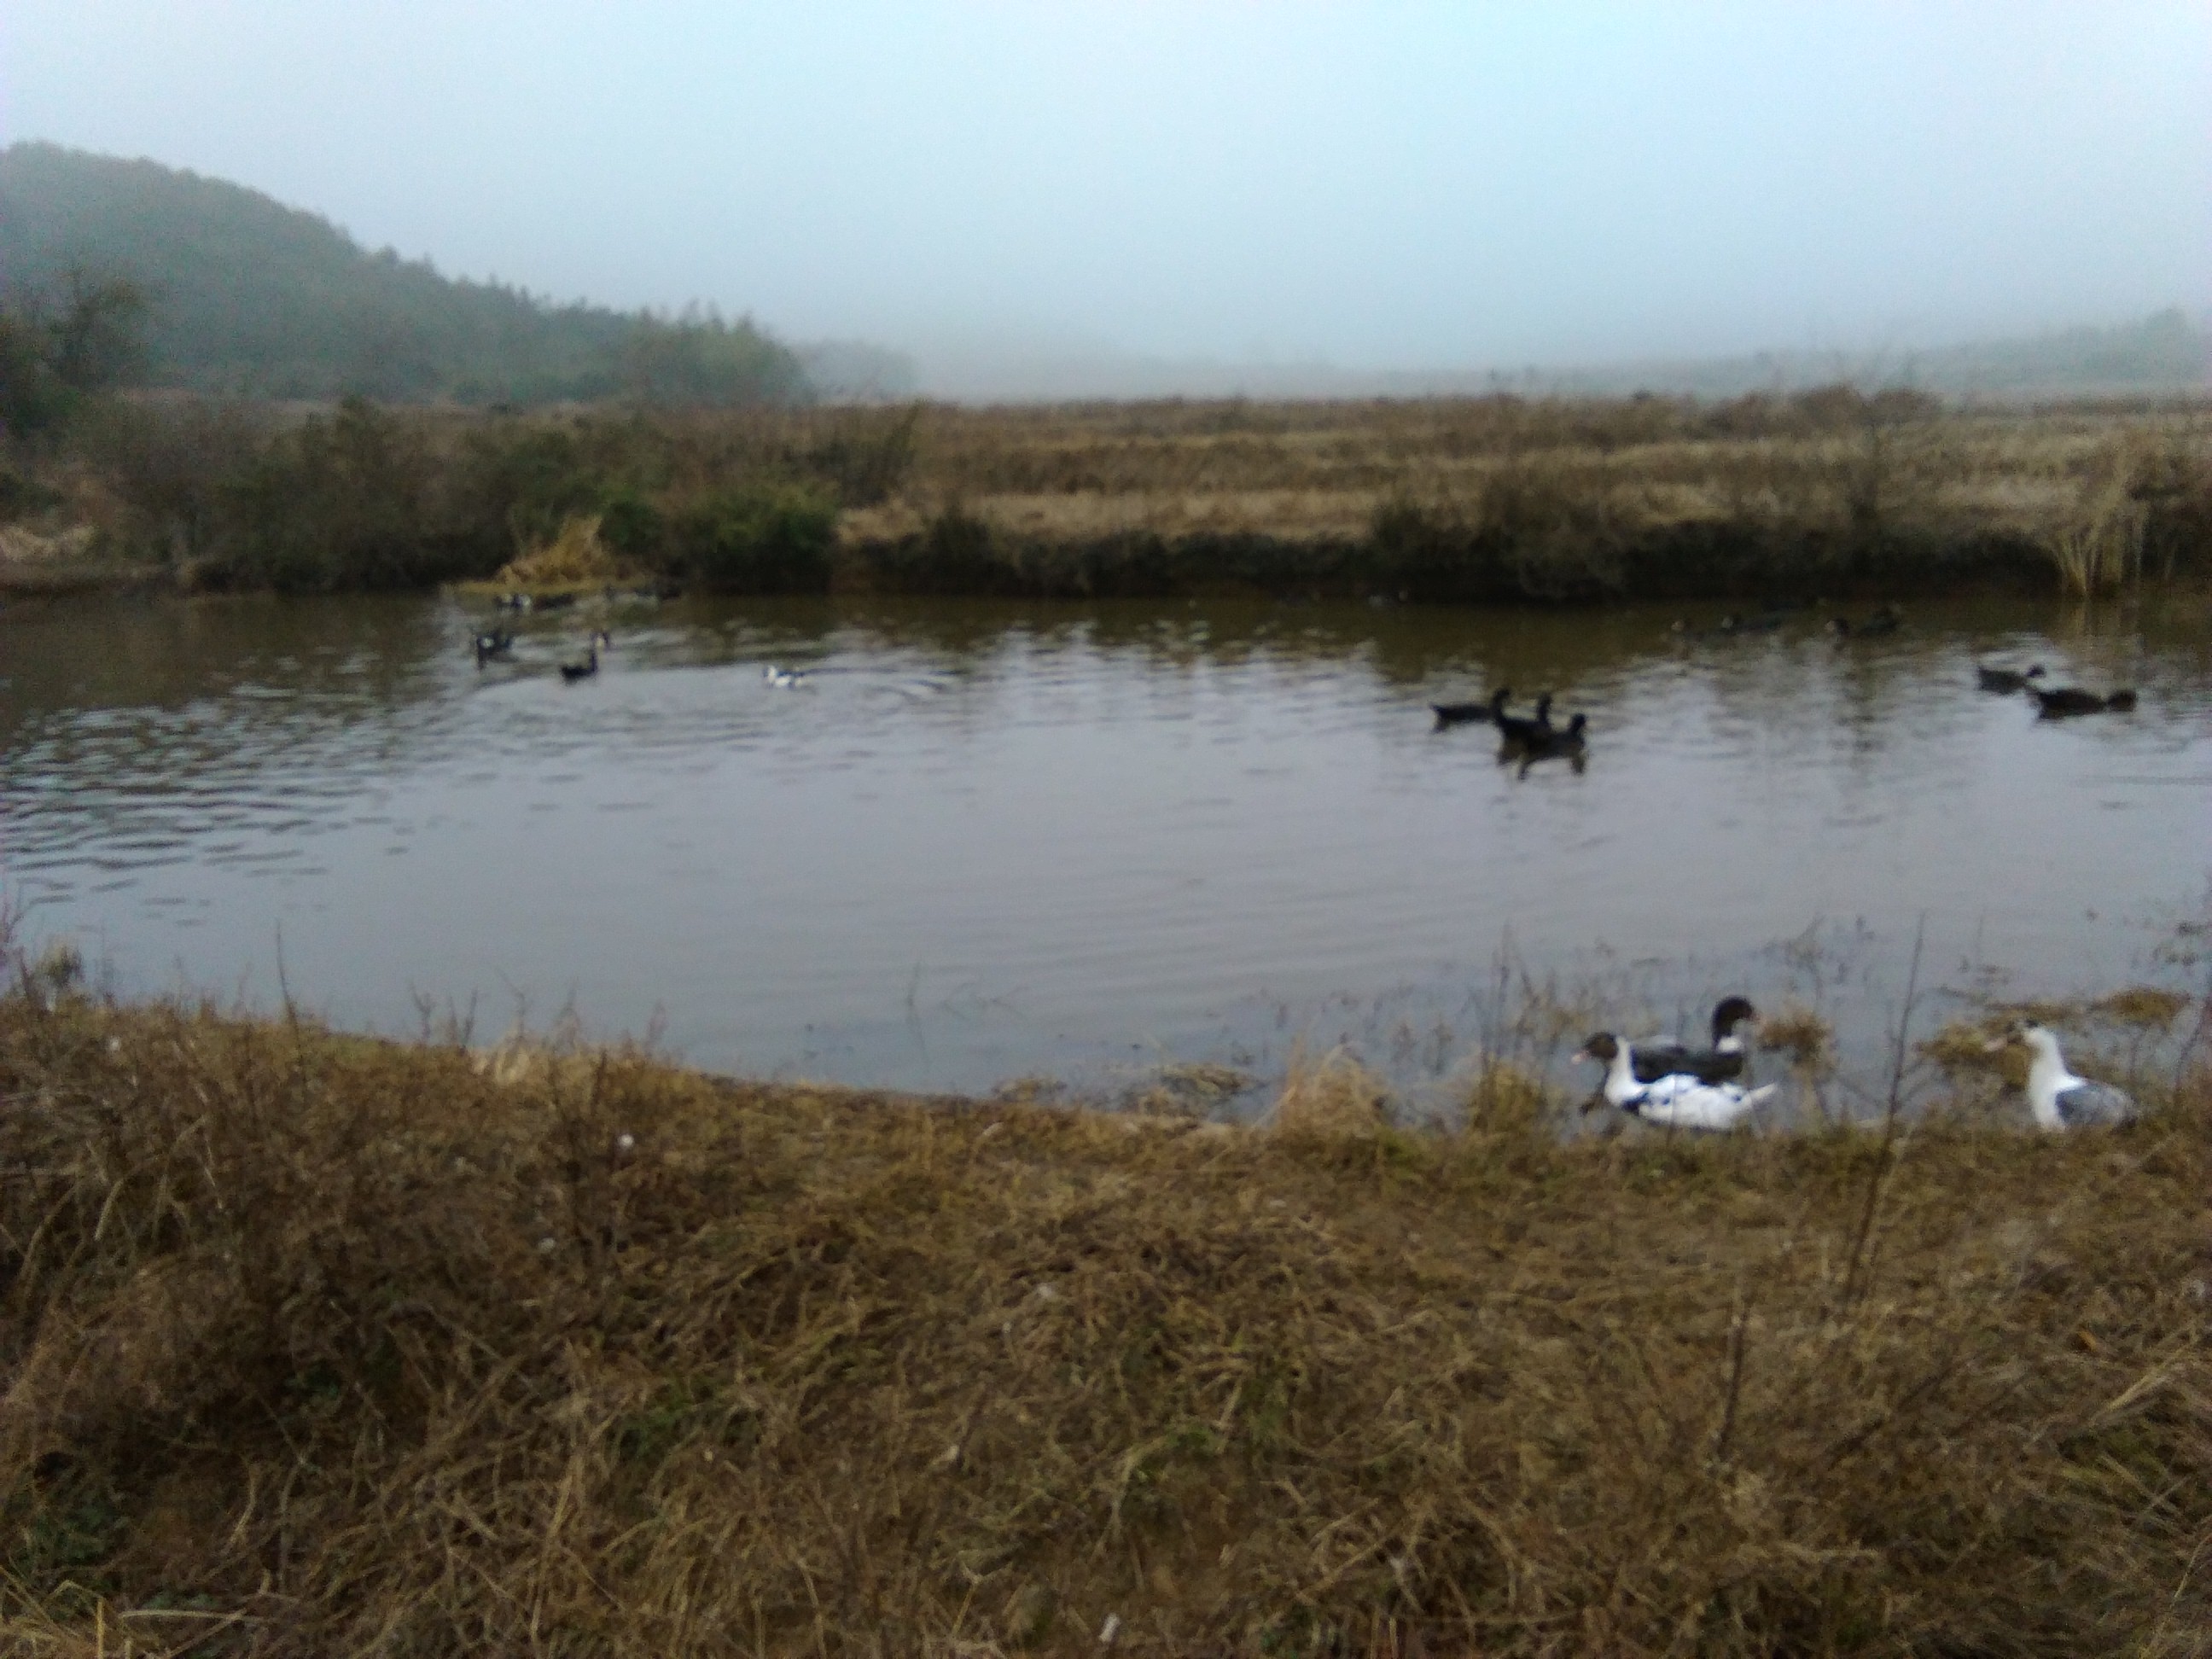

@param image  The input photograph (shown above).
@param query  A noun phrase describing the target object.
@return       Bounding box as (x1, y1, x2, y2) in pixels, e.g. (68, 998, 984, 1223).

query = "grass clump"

(1, 951, 2209, 1653)
(489, 511, 631, 592)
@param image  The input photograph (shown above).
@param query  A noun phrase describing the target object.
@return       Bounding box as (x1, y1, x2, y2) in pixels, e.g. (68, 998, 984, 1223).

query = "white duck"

(1986, 1021, 2137, 1129)
(1573, 1032, 1776, 1131)
(764, 665, 809, 689)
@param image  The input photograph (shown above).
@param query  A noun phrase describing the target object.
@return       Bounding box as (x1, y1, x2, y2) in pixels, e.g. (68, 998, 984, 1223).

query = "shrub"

(201, 399, 493, 591)
(670, 480, 835, 592)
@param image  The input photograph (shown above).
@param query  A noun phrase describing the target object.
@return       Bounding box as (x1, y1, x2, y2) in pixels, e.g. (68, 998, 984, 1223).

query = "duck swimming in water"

(472, 628, 515, 666)
(1984, 1020, 2137, 1129)
(1493, 692, 1555, 747)
(1573, 1033, 1777, 1130)
(1829, 604, 1902, 640)
(1511, 711, 1587, 770)
(764, 664, 810, 689)
(2030, 684, 2136, 718)
(558, 630, 610, 683)
(1975, 662, 2045, 694)
(1430, 688, 1505, 728)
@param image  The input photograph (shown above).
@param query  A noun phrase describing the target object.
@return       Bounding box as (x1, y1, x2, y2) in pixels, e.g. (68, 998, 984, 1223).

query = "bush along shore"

(3, 389, 2210, 604)
(3, 943, 2209, 1655)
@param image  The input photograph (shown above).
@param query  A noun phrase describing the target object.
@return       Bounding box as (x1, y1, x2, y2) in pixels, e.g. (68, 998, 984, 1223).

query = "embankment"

(6, 390, 2209, 605)
(3, 967, 2207, 1654)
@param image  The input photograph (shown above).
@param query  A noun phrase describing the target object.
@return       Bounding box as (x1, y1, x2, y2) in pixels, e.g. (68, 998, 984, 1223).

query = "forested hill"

(0, 143, 810, 405)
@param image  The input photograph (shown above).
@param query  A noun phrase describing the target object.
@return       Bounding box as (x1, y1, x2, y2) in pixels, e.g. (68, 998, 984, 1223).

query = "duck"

(2030, 684, 2136, 718)
(1513, 711, 1587, 763)
(1674, 611, 1785, 641)
(764, 664, 810, 689)
(558, 630, 610, 683)
(1431, 687, 1505, 728)
(1983, 1020, 2137, 1129)
(1630, 996, 1757, 1085)
(1572, 1033, 1777, 1130)
(1975, 662, 2045, 694)
(1493, 691, 1555, 747)
(1828, 604, 1901, 640)
(472, 628, 515, 666)
(1724, 610, 1789, 634)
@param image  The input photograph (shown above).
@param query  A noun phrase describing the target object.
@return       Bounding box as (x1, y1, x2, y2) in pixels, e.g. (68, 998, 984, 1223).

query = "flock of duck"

(1430, 605, 2142, 763)
(470, 621, 819, 690)
(1572, 998, 2138, 1132)
(1430, 687, 1589, 770)
(456, 602, 2154, 1137)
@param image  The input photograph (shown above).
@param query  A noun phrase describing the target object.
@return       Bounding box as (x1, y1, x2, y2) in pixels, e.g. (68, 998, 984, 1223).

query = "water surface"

(3, 590, 2205, 1103)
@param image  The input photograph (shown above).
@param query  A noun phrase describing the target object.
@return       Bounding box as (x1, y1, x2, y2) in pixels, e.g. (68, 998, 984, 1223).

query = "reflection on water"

(3, 589, 2207, 1101)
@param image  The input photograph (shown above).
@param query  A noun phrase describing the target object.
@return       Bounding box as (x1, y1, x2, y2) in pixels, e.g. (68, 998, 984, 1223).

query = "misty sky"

(3, 3, 2207, 370)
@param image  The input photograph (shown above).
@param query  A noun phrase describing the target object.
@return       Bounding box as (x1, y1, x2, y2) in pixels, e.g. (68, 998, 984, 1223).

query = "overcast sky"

(3, 2, 2206, 370)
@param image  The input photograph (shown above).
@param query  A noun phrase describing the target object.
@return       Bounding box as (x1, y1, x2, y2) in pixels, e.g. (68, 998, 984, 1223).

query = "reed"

(2047, 459, 2149, 596)
(3, 939, 2207, 1655)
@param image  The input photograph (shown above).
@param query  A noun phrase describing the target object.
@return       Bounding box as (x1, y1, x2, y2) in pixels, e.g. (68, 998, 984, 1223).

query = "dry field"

(3, 941, 2208, 1656)
(837, 394, 2212, 602)
(15, 390, 2211, 601)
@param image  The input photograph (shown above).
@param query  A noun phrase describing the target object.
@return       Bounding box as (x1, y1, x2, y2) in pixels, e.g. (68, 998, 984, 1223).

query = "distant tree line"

(0, 143, 814, 407)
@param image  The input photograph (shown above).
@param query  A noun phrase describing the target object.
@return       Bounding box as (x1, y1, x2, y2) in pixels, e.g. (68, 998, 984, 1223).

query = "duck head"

(1711, 996, 1759, 1043)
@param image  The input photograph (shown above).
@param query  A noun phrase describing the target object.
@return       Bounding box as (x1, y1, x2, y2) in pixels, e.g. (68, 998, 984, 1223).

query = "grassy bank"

(3, 957, 2209, 1655)
(4, 390, 2209, 605)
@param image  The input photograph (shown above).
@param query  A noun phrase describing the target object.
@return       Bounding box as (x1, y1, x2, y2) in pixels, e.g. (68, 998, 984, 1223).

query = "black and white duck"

(1631, 996, 1756, 1085)
(1572, 1033, 1777, 1130)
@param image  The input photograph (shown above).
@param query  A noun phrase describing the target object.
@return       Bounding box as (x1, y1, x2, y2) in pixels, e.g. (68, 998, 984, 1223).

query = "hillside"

(0, 143, 808, 405)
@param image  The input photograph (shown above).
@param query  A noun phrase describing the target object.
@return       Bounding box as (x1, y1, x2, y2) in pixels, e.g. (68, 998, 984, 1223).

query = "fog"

(4, 2, 2207, 391)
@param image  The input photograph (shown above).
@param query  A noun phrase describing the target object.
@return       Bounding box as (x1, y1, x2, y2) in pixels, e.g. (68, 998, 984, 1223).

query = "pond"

(3, 589, 2207, 1109)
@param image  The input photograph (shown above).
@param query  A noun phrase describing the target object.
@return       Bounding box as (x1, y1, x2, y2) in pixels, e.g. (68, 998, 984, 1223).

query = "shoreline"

(3, 963, 2206, 1652)
(3, 392, 2205, 605)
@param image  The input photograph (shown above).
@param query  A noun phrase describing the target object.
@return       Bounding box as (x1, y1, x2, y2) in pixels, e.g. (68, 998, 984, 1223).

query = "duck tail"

(1743, 1083, 1779, 1109)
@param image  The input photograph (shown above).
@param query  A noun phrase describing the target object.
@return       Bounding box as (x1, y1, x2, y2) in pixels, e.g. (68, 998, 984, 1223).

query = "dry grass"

(2, 960, 2209, 1656)
(488, 513, 632, 592)
(26, 391, 2212, 602)
(835, 395, 2212, 604)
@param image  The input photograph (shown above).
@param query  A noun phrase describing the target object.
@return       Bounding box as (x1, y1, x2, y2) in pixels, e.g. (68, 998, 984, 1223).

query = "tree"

(619, 308, 809, 408)
(0, 270, 146, 439)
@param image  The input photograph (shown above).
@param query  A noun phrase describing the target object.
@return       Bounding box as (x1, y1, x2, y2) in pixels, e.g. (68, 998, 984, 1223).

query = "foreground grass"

(1, 981, 2208, 1656)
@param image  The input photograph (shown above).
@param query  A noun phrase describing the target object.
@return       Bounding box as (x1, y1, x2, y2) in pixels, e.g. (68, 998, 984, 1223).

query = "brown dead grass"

(491, 513, 633, 592)
(2, 968, 2209, 1656)
(832, 396, 2212, 605)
